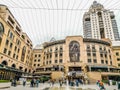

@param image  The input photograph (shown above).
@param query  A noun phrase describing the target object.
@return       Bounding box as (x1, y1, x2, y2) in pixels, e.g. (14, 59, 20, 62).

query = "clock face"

(0, 22, 4, 35)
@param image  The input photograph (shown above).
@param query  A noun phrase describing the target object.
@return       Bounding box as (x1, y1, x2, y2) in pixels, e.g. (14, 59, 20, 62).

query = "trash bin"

(118, 82, 120, 90)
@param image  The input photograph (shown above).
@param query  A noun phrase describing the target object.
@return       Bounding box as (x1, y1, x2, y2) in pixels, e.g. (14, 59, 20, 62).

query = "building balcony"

(86, 49, 91, 52)
(35, 71, 52, 74)
(59, 50, 63, 52)
(7, 20, 14, 29)
(92, 49, 96, 52)
(101, 72, 120, 76)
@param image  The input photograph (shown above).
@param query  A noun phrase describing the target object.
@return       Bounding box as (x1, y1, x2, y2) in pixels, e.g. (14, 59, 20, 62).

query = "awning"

(0, 64, 23, 73)
(86, 64, 108, 68)
(0, 64, 4, 67)
(91, 66, 108, 68)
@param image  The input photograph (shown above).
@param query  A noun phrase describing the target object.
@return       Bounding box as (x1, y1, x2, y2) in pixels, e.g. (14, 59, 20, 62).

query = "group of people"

(11, 79, 17, 87)
(68, 78, 85, 86)
(48, 79, 65, 87)
(30, 78, 40, 87)
(48, 78, 86, 87)
(10, 78, 40, 87)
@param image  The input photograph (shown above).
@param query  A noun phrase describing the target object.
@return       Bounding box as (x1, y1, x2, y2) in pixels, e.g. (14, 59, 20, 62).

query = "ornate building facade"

(112, 41, 120, 68)
(0, 5, 33, 80)
(0, 2, 120, 83)
(34, 36, 120, 82)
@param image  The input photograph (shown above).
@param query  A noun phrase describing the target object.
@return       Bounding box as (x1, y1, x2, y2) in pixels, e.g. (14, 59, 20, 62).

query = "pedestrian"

(75, 79, 79, 87)
(108, 80, 110, 86)
(59, 80, 63, 87)
(51, 79, 54, 86)
(30, 79, 34, 87)
(96, 80, 100, 87)
(23, 78, 26, 87)
(118, 81, 120, 90)
(42, 80, 45, 84)
(36, 79, 39, 87)
(11, 79, 14, 86)
(99, 81, 106, 90)
(70, 79, 74, 86)
(13, 79, 17, 87)
(33, 78, 36, 87)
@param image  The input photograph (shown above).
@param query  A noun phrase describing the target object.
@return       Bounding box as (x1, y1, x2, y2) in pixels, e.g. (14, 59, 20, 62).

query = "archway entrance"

(1, 61, 8, 66)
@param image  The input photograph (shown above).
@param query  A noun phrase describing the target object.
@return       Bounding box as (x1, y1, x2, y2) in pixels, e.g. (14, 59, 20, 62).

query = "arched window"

(19, 66, 23, 70)
(25, 68, 27, 72)
(21, 46, 26, 61)
(69, 41, 80, 62)
(1, 60, 8, 66)
(0, 22, 4, 36)
(29, 69, 31, 73)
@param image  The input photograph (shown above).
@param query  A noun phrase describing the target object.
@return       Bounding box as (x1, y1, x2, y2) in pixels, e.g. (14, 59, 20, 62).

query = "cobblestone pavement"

(2, 83, 118, 90)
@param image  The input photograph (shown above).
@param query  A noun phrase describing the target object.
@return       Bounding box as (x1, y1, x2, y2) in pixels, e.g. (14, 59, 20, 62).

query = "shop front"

(0, 64, 23, 80)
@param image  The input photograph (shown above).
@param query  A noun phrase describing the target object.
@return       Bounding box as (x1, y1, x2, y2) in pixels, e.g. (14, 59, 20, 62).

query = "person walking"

(118, 81, 120, 90)
(75, 79, 79, 87)
(13, 79, 17, 87)
(23, 78, 26, 87)
(99, 81, 106, 90)
(96, 80, 100, 87)
(33, 78, 36, 87)
(51, 79, 54, 87)
(30, 79, 34, 87)
(59, 80, 63, 87)
(36, 79, 39, 87)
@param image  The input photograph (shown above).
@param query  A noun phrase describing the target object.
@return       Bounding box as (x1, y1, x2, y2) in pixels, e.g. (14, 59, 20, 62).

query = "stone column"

(89, 66, 91, 72)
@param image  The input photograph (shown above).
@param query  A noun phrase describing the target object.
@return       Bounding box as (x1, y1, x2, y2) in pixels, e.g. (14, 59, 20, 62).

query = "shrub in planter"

(0, 80, 10, 83)
(102, 80, 109, 84)
(112, 81, 116, 85)
(39, 76, 50, 82)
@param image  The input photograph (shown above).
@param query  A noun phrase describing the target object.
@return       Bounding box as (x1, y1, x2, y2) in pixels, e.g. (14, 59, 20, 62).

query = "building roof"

(34, 44, 43, 49)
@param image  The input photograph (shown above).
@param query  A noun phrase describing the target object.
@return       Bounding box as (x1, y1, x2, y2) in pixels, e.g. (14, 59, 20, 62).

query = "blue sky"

(0, 0, 120, 46)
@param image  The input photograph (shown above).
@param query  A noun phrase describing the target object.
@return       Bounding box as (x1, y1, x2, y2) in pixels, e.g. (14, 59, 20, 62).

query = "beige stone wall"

(87, 72, 102, 81)
(34, 36, 115, 80)
(113, 46, 120, 67)
(0, 5, 33, 73)
(32, 49, 43, 69)
(51, 71, 64, 79)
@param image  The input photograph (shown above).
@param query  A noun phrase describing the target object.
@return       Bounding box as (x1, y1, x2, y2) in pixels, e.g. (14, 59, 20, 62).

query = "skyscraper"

(83, 1, 120, 41)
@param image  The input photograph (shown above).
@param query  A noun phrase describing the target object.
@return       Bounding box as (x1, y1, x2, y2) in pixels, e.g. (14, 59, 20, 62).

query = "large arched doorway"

(1, 60, 8, 66)
(19, 66, 23, 70)
(1, 61, 8, 80)
(24, 68, 27, 72)
(28, 69, 31, 73)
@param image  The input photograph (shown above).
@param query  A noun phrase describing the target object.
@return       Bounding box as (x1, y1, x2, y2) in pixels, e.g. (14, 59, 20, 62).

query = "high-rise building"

(83, 1, 120, 41)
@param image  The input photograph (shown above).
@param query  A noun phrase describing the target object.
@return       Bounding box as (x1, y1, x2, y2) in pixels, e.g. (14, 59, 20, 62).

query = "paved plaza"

(1, 82, 118, 90)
